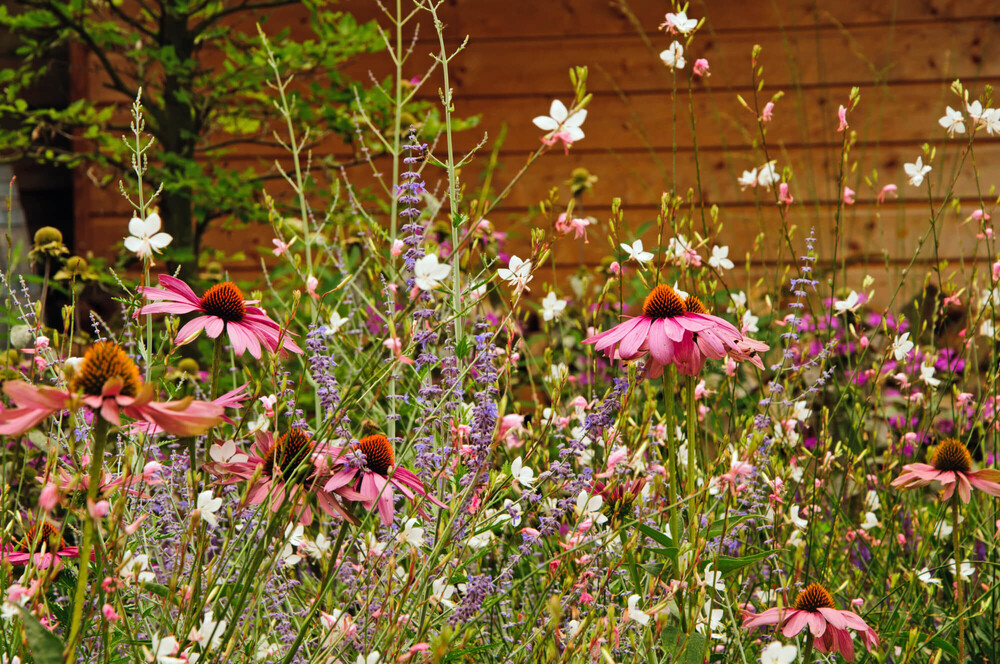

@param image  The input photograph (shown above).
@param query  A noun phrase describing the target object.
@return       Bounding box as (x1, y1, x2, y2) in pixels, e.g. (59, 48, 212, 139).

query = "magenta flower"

(890, 438, 1000, 503)
(584, 285, 768, 377)
(742, 584, 879, 662)
(322, 434, 447, 526)
(3, 521, 80, 569)
(203, 428, 362, 525)
(0, 342, 224, 437)
(138, 275, 302, 358)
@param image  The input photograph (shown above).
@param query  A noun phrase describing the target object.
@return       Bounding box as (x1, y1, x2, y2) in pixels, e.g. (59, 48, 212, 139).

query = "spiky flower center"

(20, 522, 64, 552)
(69, 341, 141, 397)
(932, 438, 972, 473)
(263, 429, 314, 478)
(642, 285, 686, 319)
(199, 282, 247, 323)
(684, 296, 708, 314)
(355, 434, 395, 476)
(793, 583, 835, 612)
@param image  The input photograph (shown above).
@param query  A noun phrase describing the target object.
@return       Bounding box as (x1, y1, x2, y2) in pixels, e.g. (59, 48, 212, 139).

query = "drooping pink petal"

(325, 467, 360, 493)
(956, 472, 972, 503)
(781, 610, 810, 638)
(805, 611, 828, 637)
(589, 317, 643, 353)
(646, 319, 675, 366)
(175, 316, 209, 345)
(156, 274, 202, 305)
(741, 607, 783, 629)
(618, 317, 652, 360)
(817, 607, 848, 630)
(231, 322, 262, 359)
(204, 317, 225, 339)
(226, 322, 249, 357)
(968, 470, 1000, 497)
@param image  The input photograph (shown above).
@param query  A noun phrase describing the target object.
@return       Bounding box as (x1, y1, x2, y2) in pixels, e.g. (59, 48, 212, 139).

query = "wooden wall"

(73, 0, 1000, 298)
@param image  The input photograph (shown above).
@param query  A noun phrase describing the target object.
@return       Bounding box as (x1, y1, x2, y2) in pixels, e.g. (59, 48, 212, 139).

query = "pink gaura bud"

(143, 461, 163, 481)
(693, 58, 710, 77)
(102, 604, 120, 621)
(897, 533, 906, 545)
(843, 186, 856, 205)
(837, 104, 848, 132)
(761, 101, 774, 123)
(877, 184, 897, 203)
(88, 499, 110, 519)
(39, 483, 59, 512)
(609, 261, 621, 276)
(391, 239, 405, 256)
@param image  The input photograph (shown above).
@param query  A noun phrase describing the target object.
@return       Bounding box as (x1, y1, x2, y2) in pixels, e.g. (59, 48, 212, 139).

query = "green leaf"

(17, 605, 64, 664)
(638, 524, 674, 548)
(684, 632, 707, 664)
(715, 549, 776, 575)
(926, 636, 958, 657)
(706, 513, 764, 540)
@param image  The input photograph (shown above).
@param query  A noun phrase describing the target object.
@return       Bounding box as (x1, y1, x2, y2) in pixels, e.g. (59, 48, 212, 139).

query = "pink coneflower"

(203, 429, 361, 525)
(138, 275, 302, 358)
(0, 341, 224, 437)
(742, 583, 879, 662)
(584, 285, 768, 377)
(3, 521, 79, 569)
(890, 438, 1000, 502)
(322, 434, 447, 526)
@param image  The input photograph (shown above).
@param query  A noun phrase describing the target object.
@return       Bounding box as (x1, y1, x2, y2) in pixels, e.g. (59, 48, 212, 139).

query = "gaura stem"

(952, 491, 965, 664)
(64, 417, 110, 663)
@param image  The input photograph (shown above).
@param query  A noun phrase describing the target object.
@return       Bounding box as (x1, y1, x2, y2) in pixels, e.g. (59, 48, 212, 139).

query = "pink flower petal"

(781, 610, 809, 638)
(618, 317, 652, 359)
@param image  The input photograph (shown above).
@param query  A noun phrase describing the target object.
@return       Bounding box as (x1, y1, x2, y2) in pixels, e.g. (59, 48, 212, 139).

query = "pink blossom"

(877, 184, 898, 203)
(271, 237, 295, 256)
(383, 337, 415, 365)
(88, 499, 110, 518)
(609, 261, 621, 276)
(260, 394, 277, 418)
(138, 275, 302, 358)
(843, 186, 856, 205)
(971, 209, 991, 222)
(837, 105, 848, 132)
(778, 182, 794, 206)
(391, 239, 405, 256)
(693, 58, 710, 77)
(761, 102, 774, 123)
(102, 604, 120, 621)
(306, 275, 319, 299)
(39, 483, 59, 512)
(143, 461, 164, 481)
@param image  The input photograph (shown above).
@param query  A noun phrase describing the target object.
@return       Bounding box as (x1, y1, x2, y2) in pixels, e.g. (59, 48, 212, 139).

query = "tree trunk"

(160, 187, 197, 279)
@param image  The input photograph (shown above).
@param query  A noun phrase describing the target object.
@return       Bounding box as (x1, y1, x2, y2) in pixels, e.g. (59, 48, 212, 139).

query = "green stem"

(64, 417, 110, 663)
(686, 375, 698, 546)
(209, 334, 225, 400)
(279, 523, 351, 664)
(801, 632, 815, 663)
(663, 370, 680, 545)
(952, 492, 965, 664)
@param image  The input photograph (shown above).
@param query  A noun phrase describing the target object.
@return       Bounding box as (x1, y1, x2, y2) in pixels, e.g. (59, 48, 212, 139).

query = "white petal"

(549, 99, 568, 123)
(149, 232, 173, 249)
(143, 212, 162, 234)
(124, 236, 145, 252)
(564, 109, 587, 128)
(128, 216, 146, 238)
(533, 116, 559, 131)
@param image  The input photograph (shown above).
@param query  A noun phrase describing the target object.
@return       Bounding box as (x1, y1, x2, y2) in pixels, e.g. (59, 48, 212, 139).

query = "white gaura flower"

(834, 290, 861, 313)
(938, 106, 965, 136)
(788, 505, 808, 530)
(947, 559, 974, 579)
(966, 100, 987, 125)
(659, 41, 685, 70)
(356, 653, 380, 664)
(540, 291, 567, 322)
(431, 577, 460, 609)
(301, 532, 331, 560)
(738, 168, 758, 189)
(983, 108, 1000, 135)
(125, 212, 172, 261)
(280, 523, 305, 565)
(189, 610, 226, 651)
(510, 456, 536, 487)
(324, 311, 349, 336)
(742, 310, 760, 333)
(209, 440, 248, 465)
(120, 550, 156, 585)
(532, 99, 587, 147)
(756, 161, 779, 189)
(574, 490, 608, 525)
(626, 594, 651, 625)
(865, 489, 881, 512)
(916, 567, 942, 587)
(497, 255, 533, 293)
(860, 511, 880, 531)
(661, 10, 698, 34)
(398, 518, 425, 549)
(148, 634, 185, 664)
(759, 641, 797, 664)
(620, 239, 654, 265)
(890, 332, 914, 361)
(413, 253, 451, 292)
(708, 245, 733, 271)
(195, 490, 223, 529)
(904, 156, 932, 186)
(920, 363, 940, 387)
(702, 564, 725, 592)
